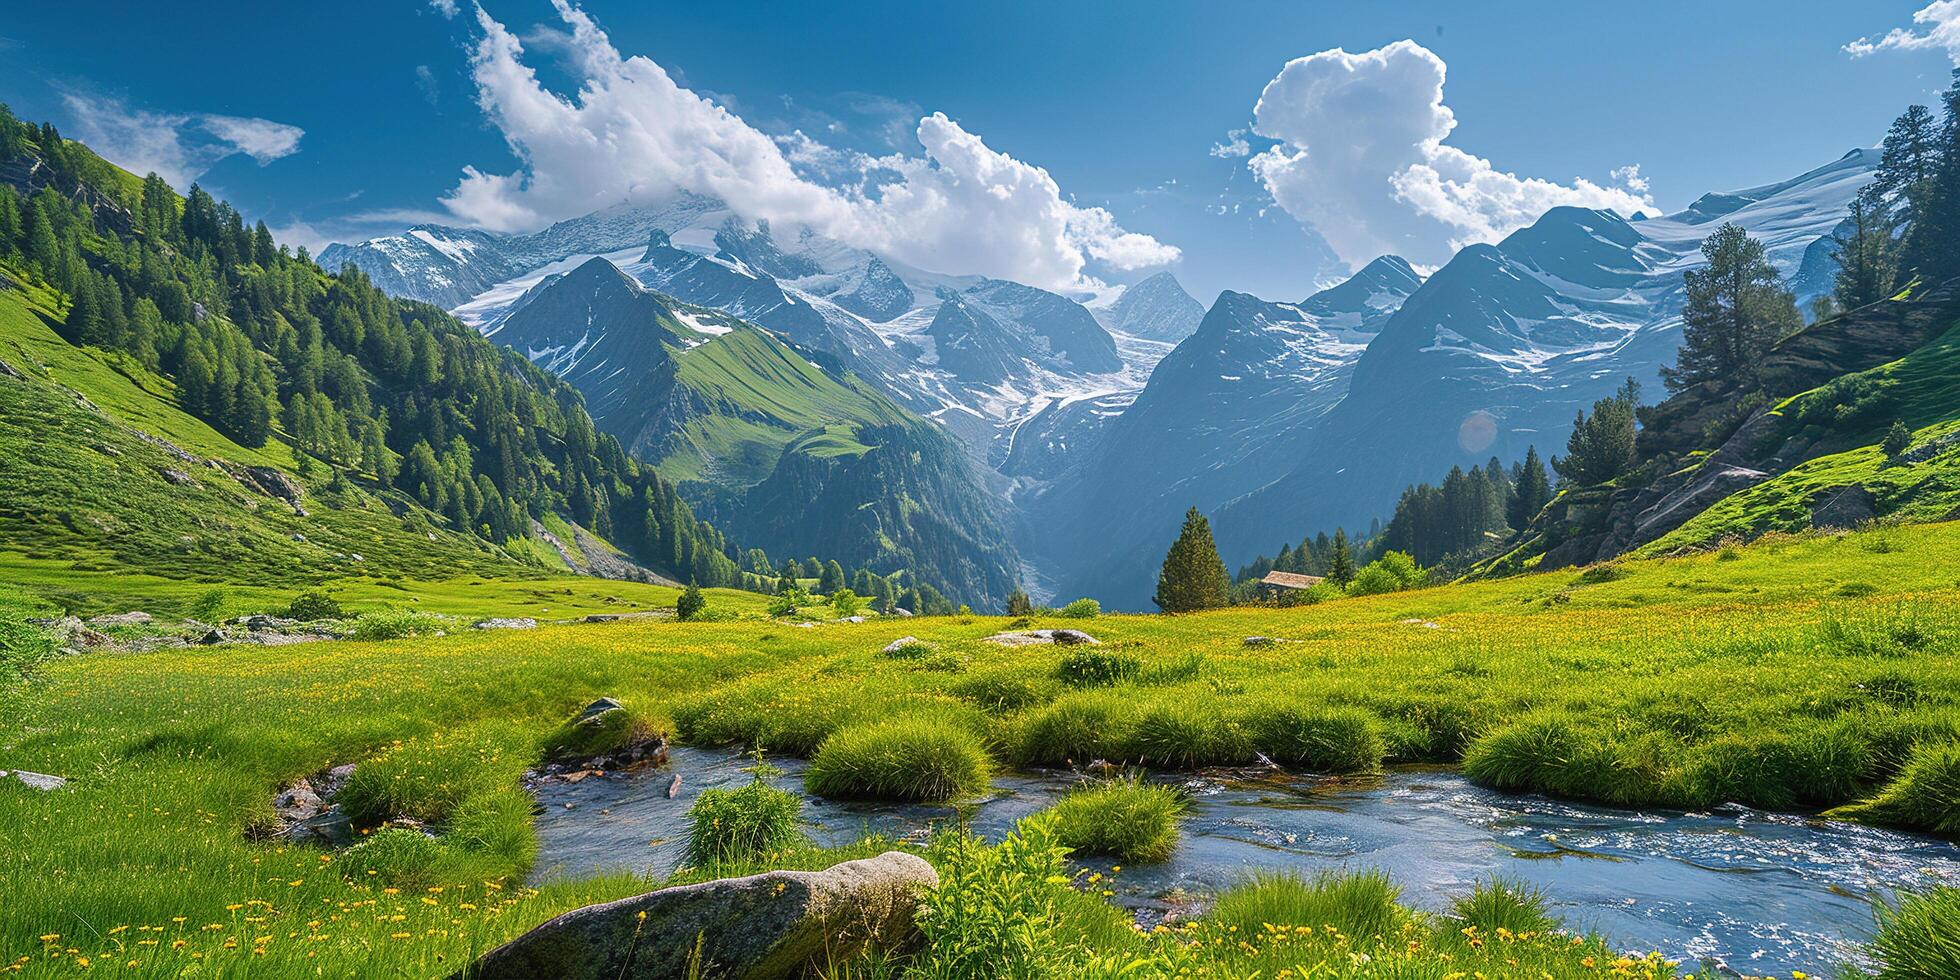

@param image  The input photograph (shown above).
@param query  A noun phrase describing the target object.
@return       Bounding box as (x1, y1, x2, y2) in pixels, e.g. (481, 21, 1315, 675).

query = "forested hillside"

(0, 105, 756, 590)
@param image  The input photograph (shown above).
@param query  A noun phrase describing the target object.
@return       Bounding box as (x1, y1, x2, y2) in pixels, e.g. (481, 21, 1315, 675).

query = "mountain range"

(324, 147, 1878, 608)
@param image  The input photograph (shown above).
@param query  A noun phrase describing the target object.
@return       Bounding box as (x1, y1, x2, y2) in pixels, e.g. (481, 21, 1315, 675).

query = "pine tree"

(1153, 507, 1230, 613)
(818, 560, 846, 595)
(1883, 420, 1913, 459)
(1662, 224, 1798, 393)
(1553, 379, 1640, 487)
(1005, 588, 1033, 616)
(1326, 529, 1354, 588)
(1831, 190, 1900, 310)
(676, 582, 706, 621)
(1508, 446, 1552, 529)
(1904, 74, 1960, 280)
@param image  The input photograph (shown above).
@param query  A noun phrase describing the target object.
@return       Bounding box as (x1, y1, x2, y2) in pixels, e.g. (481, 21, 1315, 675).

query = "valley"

(7, 6, 1960, 978)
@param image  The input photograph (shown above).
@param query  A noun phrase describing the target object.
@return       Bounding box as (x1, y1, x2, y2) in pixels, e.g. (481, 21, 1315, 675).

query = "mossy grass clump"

(339, 828, 447, 886)
(949, 667, 1059, 712)
(805, 715, 992, 801)
(1048, 778, 1185, 862)
(1450, 879, 1555, 935)
(1206, 871, 1408, 942)
(1829, 741, 1960, 833)
(1054, 647, 1140, 687)
(1127, 698, 1254, 768)
(538, 701, 659, 764)
(1242, 701, 1384, 773)
(1014, 691, 1138, 765)
(685, 751, 805, 866)
(1867, 887, 1960, 978)
(337, 730, 519, 827)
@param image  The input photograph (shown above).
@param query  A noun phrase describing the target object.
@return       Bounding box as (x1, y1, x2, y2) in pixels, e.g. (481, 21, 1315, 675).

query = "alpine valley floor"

(5, 519, 1960, 977)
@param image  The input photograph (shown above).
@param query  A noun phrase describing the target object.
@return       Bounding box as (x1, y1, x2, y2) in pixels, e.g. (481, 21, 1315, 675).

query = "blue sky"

(2, 1, 1955, 300)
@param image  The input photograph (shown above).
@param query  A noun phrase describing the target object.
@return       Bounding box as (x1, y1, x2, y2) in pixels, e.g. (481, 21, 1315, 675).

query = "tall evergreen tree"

(818, 559, 846, 595)
(1662, 224, 1799, 393)
(1554, 378, 1641, 487)
(1154, 507, 1231, 613)
(1326, 529, 1354, 588)
(1832, 190, 1901, 310)
(1508, 446, 1552, 529)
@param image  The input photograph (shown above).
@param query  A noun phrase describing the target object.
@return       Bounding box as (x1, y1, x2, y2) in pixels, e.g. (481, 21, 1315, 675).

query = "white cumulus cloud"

(59, 93, 304, 190)
(443, 0, 1175, 290)
(1245, 40, 1652, 269)
(1845, 1, 1960, 62)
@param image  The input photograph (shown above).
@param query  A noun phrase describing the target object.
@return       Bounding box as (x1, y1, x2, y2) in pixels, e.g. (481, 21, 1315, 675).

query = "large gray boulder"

(464, 851, 938, 980)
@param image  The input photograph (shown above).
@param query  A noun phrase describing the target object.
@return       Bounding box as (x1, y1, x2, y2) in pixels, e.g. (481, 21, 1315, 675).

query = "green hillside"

(661, 324, 906, 485)
(1645, 317, 1960, 553)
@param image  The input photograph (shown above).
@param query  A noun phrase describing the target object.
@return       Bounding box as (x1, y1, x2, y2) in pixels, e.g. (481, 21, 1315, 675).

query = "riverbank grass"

(1048, 778, 1185, 862)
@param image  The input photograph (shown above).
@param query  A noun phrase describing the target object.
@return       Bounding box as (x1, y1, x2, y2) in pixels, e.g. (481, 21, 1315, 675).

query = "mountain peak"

(1104, 271, 1203, 342)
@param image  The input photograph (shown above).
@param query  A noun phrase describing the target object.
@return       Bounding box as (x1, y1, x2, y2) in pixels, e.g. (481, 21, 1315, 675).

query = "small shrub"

(1242, 702, 1384, 773)
(766, 587, 809, 618)
(685, 753, 804, 865)
(829, 588, 862, 618)
(913, 813, 1127, 977)
(1057, 598, 1100, 619)
(349, 608, 452, 642)
(285, 590, 343, 621)
(1868, 887, 1960, 978)
(1346, 565, 1401, 596)
(1048, 778, 1184, 862)
(1883, 419, 1913, 459)
(676, 583, 707, 621)
(1451, 880, 1554, 935)
(1055, 648, 1140, 687)
(188, 587, 230, 622)
(805, 716, 992, 801)
(1206, 871, 1407, 941)
(1573, 564, 1628, 585)
(339, 828, 447, 885)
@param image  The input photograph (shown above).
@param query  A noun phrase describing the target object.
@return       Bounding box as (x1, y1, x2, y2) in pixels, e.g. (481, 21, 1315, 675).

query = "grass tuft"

(1242, 701, 1384, 773)
(1451, 879, 1555, 935)
(1206, 871, 1407, 941)
(805, 716, 992, 801)
(1048, 778, 1185, 862)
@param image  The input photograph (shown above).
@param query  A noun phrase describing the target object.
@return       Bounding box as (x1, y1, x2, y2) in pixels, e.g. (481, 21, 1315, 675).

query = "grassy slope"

(0, 279, 757, 619)
(658, 325, 905, 486)
(5, 519, 1959, 975)
(1647, 321, 1960, 553)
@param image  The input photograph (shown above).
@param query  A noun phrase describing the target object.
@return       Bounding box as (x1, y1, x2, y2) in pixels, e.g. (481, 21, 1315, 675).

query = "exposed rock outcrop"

(461, 852, 938, 980)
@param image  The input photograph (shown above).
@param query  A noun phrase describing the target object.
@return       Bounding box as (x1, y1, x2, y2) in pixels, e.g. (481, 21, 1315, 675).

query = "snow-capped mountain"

(490, 255, 1020, 607)
(1030, 255, 1424, 606)
(1203, 148, 1880, 570)
(1095, 271, 1205, 342)
(318, 196, 729, 309)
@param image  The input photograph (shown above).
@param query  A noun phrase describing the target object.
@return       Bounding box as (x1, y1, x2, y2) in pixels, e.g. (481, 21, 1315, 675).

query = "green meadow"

(5, 519, 1960, 976)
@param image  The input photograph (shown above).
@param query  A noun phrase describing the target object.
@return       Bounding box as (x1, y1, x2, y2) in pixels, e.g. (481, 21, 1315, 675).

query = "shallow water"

(531, 748, 1960, 976)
